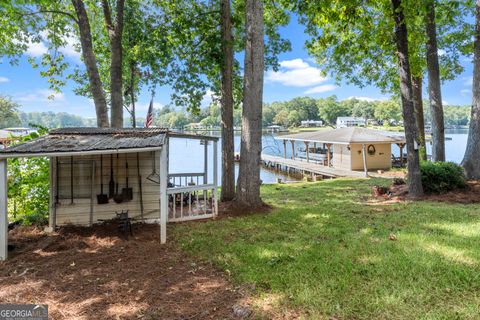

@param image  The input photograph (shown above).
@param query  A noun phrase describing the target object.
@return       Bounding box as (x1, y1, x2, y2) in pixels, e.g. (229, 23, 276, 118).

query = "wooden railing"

(167, 173, 217, 222)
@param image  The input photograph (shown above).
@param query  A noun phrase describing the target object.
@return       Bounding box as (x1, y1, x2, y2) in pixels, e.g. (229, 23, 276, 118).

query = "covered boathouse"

(0, 127, 219, 260)
(276, 127, 407, 172)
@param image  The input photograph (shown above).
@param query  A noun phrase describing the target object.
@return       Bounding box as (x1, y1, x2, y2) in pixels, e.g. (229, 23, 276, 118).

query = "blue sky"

(0, 14, 474, 119)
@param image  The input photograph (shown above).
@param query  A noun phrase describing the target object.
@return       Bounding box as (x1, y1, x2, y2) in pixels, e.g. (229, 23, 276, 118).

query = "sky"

(0, 14, 475, 119)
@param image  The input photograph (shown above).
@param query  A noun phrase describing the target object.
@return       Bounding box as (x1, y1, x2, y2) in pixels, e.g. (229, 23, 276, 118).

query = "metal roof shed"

(0, 128, 219, 260)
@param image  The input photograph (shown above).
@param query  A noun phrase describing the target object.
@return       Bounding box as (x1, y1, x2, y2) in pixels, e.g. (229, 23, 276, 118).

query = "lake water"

(168, 129, 469, 184)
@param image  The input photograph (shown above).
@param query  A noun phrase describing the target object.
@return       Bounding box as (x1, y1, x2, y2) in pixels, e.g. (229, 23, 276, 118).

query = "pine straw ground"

(0, 223, 249, 320)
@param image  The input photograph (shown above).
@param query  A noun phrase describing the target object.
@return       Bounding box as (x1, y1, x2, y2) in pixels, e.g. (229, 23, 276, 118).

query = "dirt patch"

(219, 201, 272, 217)
(1, 223, 248, 320)
(371, 181, 480, 204)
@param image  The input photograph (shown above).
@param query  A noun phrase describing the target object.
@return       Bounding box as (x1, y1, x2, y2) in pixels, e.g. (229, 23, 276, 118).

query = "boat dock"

(261, 154, 367, 179)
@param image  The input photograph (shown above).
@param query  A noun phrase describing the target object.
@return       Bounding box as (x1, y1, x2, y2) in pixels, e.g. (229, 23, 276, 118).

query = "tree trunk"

(220, 0, 235, 201)
(425, 0, 445, 162)
(130, 62, 136, 128)
(412, 75, 427, 161)
(391, 0, 423, 197)
(462, 0, 480, 179)
(235, 0, 264, 207)
(71, 0, 109, 127)
(102, 0, 125, 128)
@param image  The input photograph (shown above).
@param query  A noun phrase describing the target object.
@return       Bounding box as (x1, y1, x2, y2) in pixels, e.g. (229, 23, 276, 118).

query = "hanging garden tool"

(114, 153, 124, 203)
(122, 154, 133, 201)
(97, 154, 109, 204)
(146, 151, 160, 184)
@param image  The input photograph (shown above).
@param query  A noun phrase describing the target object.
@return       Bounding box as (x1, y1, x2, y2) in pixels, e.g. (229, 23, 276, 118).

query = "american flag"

(144, 97, 154, 128)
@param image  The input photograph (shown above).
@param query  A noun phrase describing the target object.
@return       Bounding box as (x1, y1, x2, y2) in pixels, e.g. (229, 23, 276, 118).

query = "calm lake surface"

(168, 129, 469, 184)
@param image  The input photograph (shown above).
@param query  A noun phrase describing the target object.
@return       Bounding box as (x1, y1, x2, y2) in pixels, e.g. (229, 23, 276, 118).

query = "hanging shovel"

(97, 154, 109, 204)
(114, 154, 124, 204)
(108, 154, 115, 199)
(122, 154, 133, 201)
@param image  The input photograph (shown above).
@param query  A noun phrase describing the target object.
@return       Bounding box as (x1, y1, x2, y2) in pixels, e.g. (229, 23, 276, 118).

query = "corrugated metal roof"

(276, 127, 406, 144)
(1, 127, 169, 156)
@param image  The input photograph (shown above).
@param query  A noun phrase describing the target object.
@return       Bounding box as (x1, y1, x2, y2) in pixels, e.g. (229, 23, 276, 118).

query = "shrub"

(420, 161, 466, 194)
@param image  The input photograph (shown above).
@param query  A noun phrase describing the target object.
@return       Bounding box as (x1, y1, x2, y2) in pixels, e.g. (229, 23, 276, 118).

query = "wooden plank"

(159, 144, 168, 244)
(0, 159, 7, 260)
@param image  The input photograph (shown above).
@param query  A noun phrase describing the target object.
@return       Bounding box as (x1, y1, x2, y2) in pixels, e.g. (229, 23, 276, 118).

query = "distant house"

(266, 125, 287, 133)
(300, 120, 323, 127)
(336, 117, 366, 128)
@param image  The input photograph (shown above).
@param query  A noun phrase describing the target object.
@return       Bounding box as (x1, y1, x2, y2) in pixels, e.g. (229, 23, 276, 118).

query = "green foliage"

(7, 126, 49, 225)
(317, 95, 351, 125)
(420, 161, 466, 194)
(0, 95, 22, 128)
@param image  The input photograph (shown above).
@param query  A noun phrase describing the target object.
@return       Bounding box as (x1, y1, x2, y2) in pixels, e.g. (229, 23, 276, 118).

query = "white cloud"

(461, 89, 470, 96)
(304, 84, 338, 94)
(0, 77, 9, 83)
(201, 90, 218, 106)
(17, 89, 64, 103)
(25, 41, 48, 57)
(136, 101, 164, 113)
(266, 58, 328, 87)
(442, 100, 449, 106)
(279, 58, 310, 69)
(438, 49, 446, 56)
(347, 96, 387, 102)
(59, 34, 82, 61)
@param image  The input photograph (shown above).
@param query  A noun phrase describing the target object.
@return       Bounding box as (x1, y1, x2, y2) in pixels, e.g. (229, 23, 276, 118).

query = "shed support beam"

(159, 144, 168, 244)
(0, 159, 7, 260)
(283, 140, 287, 159)
(47, 157, 57, 232)
(213, 140, 218, 217)
(204, 140, 208, 184)
(362, 144, 369, 177)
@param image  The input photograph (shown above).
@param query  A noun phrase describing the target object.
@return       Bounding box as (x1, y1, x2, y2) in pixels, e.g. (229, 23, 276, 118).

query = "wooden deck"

(261, 154, 367, 178)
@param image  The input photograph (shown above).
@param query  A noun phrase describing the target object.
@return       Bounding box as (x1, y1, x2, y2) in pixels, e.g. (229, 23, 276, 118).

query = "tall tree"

(462, 0, 480, 179)
(72, 0, 109, 127)
(101, 0, 125, 128)
(236, 0, 264, 206)
(391, 0, 423, 197)
(220, 0, 235, 201)
(412, 75, 427, 160)
(425, 0, 445, 161)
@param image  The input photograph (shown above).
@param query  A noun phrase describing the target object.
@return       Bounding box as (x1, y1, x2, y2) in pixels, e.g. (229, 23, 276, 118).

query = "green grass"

(173, 179, 480, 319)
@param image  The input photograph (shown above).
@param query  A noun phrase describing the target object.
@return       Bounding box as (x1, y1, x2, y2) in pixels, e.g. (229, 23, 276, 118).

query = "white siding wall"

(54, 151, 161, 226)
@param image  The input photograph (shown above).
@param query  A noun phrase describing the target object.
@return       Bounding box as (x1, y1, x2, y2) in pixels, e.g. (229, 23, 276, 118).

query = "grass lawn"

(173, 178, 480, 319)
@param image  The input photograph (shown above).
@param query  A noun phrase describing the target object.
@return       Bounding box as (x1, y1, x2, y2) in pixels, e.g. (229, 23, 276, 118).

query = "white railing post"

(159, 143, 168, 244)
(204, 140, 208, 184)
(213, 140, 218, 217)
(0, 159, 7, 260)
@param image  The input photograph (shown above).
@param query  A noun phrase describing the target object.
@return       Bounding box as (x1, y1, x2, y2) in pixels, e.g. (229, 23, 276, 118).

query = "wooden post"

(47, 157, 57, 232)
(0, 159, 7, 260)
(204, 140, 208, 184)
(362, 144, 369, 177)
(213, 140, 218, 217)
(283, 140, 287, 159)
(159, 143, 168, 244)
(326, 144, 331, 167)
(305, 142, 310, 162)
(89, 160, 95, 226)
(291, 140, 295, 160)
